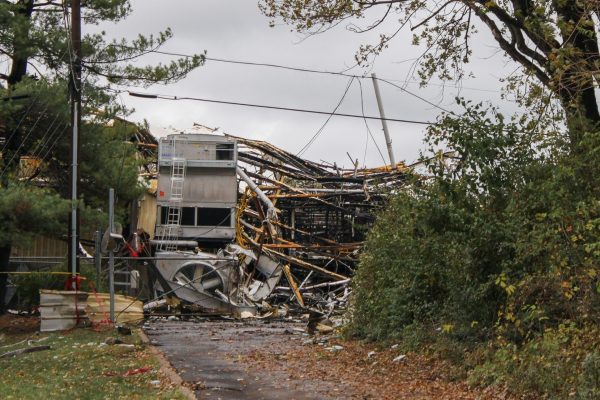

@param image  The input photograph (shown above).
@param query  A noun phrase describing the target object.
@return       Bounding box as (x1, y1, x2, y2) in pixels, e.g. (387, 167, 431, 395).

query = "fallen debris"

(104, 337, 124, 345)
(39, 290, 88, 332)
(0, 345, 51, 359)
(326, 345, 344, 352)
(87, 293, 144, 325)
(231, 134, 414, 312)
(131, 132, 419, 317)
(392, 354, 407, 363)
(316, 323, 334, 334)
(117, 325, 132, 336)
(123, 366, 151, 376)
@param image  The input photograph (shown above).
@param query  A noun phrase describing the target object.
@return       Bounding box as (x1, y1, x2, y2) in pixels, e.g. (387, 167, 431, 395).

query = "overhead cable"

(145, 49, 479, 111)
(0, 101, 52, 179)
(297, 76, 355, 157)
(1, 98, 38, 155)
(128, 91, 434, 126)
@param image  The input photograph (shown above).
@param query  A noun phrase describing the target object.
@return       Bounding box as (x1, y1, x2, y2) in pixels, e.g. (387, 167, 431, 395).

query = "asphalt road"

(143, 318, 343, 400)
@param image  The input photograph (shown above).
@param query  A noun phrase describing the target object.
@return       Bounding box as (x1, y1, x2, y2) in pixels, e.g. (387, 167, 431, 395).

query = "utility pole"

(371, 73, 397, 170)
(68, 0, 82, 284)
(108, 188, 115, 322)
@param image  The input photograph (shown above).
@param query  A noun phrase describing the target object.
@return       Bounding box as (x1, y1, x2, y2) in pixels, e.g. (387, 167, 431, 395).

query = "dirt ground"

(243, 335, 500, 400)
(143, 318, 504, 400)
(0, 315, 507, 399)
(0, 314, 40, 335)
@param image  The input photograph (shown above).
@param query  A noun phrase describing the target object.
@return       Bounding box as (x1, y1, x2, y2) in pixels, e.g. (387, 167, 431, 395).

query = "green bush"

(578, 352, 600, 399)
(469, 325, 600, 399)
(11, 272, 65, 311)
(10, 263, 101, 311)
(348, 101, 600, 398)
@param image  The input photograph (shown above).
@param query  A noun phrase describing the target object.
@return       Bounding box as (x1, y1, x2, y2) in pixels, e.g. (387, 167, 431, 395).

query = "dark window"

(160, 206, 193, 225)
(160, 206, 168, 225)
(216, 143, 234, 160)
(180, 207, 196, 226)
(197, 208, 231, 227)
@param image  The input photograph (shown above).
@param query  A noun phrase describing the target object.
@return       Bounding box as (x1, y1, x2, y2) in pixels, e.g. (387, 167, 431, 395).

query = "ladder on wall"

(159, 138, 187, 251)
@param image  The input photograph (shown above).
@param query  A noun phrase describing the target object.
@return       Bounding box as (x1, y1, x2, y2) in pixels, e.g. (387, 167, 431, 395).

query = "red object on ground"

(103, 366, 152, 377)
(123, 366, 152, 376)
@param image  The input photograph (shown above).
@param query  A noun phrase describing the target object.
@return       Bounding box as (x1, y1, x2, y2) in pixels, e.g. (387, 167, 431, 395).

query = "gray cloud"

(94, 0, 519, 168)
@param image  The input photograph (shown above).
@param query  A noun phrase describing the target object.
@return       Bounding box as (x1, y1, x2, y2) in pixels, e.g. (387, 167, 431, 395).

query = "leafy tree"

(263, 2, 600, 395)
(349, 101, 600, 396)
(1, 0, 202, 174)
(260, 0, 600, 143)
(0, 0, 203, 311)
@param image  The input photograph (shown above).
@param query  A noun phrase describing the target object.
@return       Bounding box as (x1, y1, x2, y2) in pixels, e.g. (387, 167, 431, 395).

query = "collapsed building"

(130, 131, 412, 315)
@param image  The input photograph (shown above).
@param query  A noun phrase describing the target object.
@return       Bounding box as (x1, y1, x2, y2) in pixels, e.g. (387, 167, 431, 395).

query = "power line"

(39, 124, 69, 168)
(128, 91, 434, 126)
(297, 76, 355, 157)
(30, 111, 69, 162)
(377, 77, 452, 114)
(146, 49, 360, 79)
(1, 98, 37, 154)
(0, 101, 52, 179)
(144, 49, 498, 102)
(27, 111, 62, 161)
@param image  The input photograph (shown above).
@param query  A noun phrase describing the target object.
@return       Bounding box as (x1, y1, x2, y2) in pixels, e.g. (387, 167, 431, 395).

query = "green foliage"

(349, 100, 600, 397)
(10, 262, 105, 311)
(0, 0, 198, 247)
(0, 185, 70, 247)
(350, 101, 537, 341)
(11, 272, 65, 311)
(469, 324, 600, 399)
(578, 352, 600, 399)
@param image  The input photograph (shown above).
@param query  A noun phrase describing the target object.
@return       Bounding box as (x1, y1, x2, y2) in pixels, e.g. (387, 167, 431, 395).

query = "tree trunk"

(0, 245, 11, 314)
(551, 3, 600, 148)
(558, 77, 600, 144)
(7, 0, 34, 85)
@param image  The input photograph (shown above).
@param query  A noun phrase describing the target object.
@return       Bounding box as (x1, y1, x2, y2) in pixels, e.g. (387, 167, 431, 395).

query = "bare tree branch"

(348, 3, 393, 33)
(468, 3, 550, 86)
(411, 0, 457, 32)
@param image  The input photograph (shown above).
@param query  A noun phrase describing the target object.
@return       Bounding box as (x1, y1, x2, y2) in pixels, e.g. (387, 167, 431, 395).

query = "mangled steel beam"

(135, 130, 420, 314)
(229, 134, 415, 310)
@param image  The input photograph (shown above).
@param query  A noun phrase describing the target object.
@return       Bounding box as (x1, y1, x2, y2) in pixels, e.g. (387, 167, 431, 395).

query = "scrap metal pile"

(138, 131, 417, 318)
(229, 135, 411, 311)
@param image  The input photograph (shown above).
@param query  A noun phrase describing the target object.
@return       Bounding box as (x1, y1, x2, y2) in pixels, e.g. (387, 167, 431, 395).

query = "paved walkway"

(143, 319, 342, 400)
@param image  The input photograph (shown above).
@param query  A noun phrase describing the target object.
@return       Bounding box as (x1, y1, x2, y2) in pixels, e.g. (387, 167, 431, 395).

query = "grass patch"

(0, 325, 187, 399)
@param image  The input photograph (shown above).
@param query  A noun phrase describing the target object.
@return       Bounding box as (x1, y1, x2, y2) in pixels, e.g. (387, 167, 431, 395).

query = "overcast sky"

(94, 0, 520, 168)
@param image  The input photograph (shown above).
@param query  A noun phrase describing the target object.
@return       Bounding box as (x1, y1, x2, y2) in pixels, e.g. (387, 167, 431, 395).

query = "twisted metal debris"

(230, 134, 412, 310)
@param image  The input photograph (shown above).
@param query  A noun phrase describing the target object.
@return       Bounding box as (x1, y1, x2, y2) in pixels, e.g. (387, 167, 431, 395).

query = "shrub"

(348, 101, 600, 398)
(469, 325, 600, 399)
(11, 272, 65, 311)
